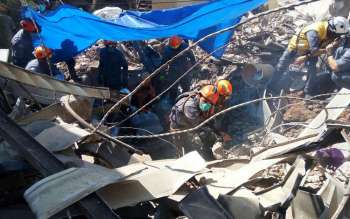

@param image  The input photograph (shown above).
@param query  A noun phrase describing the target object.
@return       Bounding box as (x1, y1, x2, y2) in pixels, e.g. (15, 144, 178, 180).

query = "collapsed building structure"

(1, 0, 350, 218)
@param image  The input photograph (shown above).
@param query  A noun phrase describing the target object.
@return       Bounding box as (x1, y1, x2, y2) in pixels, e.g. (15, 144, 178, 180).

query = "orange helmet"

(20, 20, 36, 32)
(169, 36, 183, 49)
(200, 85, 219, 105)
(216, 79, 232, 97)
(33, 46, 52, 59)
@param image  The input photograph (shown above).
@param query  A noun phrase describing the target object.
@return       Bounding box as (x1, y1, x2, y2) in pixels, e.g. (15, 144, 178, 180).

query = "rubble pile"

(2, 0, 350, 219)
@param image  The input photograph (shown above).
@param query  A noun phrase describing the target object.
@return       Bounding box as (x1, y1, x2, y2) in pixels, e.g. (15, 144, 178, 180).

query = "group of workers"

(6, 9, 350, 160)
(273, 16, 350, 96)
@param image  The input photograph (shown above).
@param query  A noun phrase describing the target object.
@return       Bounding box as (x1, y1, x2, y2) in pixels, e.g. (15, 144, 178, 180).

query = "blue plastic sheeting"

(23, 0, 266, 62)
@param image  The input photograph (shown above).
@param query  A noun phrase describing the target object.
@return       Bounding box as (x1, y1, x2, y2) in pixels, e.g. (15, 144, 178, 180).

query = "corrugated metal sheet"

(0, 61, 111, 104)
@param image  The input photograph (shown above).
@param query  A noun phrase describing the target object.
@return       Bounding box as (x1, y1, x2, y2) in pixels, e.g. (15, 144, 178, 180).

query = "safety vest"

(288, 21, 329, 54)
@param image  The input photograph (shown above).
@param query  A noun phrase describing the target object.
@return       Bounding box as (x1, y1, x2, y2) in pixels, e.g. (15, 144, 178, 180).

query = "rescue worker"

(169, 85, 224, 160)
(0, 3, 15, 49)
(192, 79, 233, 110)
(215, 79, 233, 109)
(156, 36, 196, 103)
(98, 40, 128, 91)
(132, 41, 161, 73)
(325, 36, 350, 89)
(274, 16, 349, 96)
(131, 72, 156, 110)
(25, 45, 63, 79)
(11, 19, 36, 68)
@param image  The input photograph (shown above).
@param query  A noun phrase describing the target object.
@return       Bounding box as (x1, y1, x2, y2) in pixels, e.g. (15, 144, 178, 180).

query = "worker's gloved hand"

(120, 88, 131, 102)
(315, 148, 345, 170)
(193, 134, 203, 147)
(212, 141, 224, 160)
(54, 73, 65, 81)
(294, 56, 307, 65)
(326, 44, 336, 56)
(120, 88, 130, 94)
(220, 132, 232, 142)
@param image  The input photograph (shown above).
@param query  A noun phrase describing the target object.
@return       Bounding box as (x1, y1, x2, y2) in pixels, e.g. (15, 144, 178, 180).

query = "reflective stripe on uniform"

(288, 21, 329, 54)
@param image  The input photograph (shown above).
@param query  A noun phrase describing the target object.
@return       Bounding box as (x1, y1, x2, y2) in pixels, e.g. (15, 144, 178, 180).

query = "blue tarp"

(23, 0, 266, 62)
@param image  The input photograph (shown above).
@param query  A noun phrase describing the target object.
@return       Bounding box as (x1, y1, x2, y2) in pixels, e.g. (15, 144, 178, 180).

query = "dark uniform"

(11, 29, 34, 68)
(25, 59, 62, 77)
(98, 45, 128, 90)
(0, 13, 15, 49)
(169, 94, 217, 160)
(156, 42, 196, 103)
(330, 38, 350, 89)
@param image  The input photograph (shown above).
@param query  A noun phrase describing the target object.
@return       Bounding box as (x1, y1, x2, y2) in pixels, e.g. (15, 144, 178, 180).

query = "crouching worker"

(325, 35, 350, 90)
(11, 19, 36, 68)
(25, 45, 64, 80)
(169, 85, 225, 160)
(273, 17, 349, 96)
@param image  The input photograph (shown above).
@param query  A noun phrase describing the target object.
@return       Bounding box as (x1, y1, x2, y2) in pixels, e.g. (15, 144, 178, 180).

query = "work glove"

(326, 44, 336, 56)
(120, 88, 130, 94)
(294, 56, 307, 65)
(326, 39, 341, 56)
(120, 88, 131, 102)
(220, 132, 232, 143)
(212, 141, 224, 160)
(54, 73, 65, 81)
(315, 148, 345, 170)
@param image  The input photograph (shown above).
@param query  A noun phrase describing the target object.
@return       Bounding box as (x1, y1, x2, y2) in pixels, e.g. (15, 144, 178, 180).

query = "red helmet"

(33, 46, 52, 59)
(169, 36, 183, 49)
(20, 20, 37, 32)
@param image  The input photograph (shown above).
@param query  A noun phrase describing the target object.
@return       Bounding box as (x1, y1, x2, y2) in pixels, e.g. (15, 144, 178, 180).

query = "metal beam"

(0, 109, 120, 219)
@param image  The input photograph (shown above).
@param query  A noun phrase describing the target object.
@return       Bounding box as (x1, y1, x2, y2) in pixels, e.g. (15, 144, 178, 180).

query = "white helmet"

(328, 16, 350, 35)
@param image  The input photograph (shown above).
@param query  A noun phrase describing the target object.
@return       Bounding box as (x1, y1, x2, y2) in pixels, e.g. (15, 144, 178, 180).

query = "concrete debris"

(2, 0, 350, 218)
